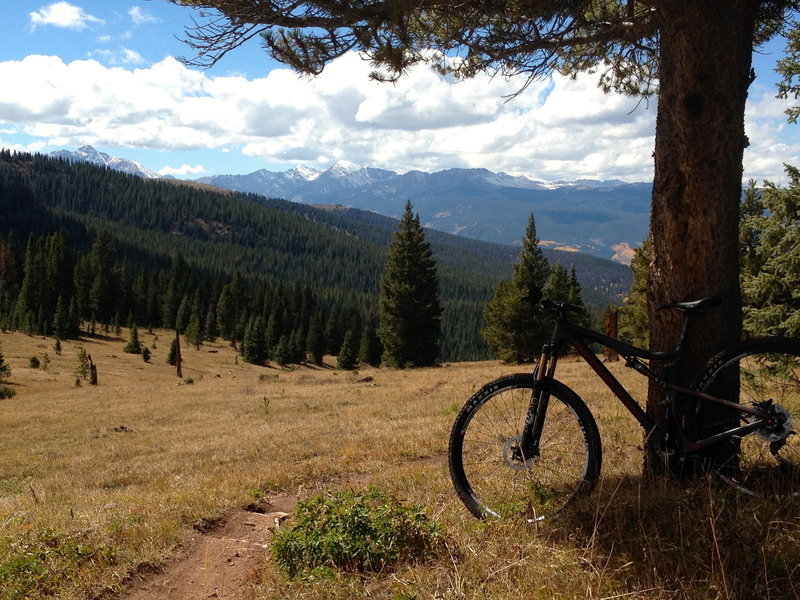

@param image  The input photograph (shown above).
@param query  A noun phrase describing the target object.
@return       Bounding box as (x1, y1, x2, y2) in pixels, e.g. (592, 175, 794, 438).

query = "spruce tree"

(358, 319, 382, 367)
(543, 264, 570, 302)
(742, 166, 800, 337)
(337, 330, 359, 370)
(52, 295, 68, 340)
(306, 312, 326, 366)
(123, 323, 142, 354)
(619, 240, 651, 348)
(184, 311, 204, 350)
(378, 201, 441, 368)
(482, 213, 550, 363)
(242, 315, 268, 365)
(273, 335, 290, 366)
(0, 343, 11, 382)
(566, 265, 590, 327)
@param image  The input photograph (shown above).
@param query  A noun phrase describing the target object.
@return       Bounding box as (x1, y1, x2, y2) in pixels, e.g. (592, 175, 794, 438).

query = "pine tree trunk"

(175, 330, 183, 379)
(646, 0, 755, 474)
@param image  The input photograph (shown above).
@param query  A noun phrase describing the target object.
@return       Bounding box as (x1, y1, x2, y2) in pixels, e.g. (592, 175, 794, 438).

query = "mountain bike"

(448, 297, 800, 520)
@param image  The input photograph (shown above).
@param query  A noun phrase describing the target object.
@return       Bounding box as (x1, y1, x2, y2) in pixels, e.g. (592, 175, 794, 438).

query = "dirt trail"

(119, 495, 296, 600)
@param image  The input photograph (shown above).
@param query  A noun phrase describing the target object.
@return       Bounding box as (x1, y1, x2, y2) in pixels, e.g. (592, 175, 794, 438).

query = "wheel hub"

(503, 435, 536, 471)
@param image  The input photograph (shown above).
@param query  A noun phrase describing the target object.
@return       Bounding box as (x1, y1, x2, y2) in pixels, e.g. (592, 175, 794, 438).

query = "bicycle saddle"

(658, 296, 721, 312)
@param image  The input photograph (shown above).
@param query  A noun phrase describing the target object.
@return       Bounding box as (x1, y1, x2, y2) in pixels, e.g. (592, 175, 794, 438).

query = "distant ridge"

(47, 146, 650, 263)
(50, 145, 160, 179)
(198, 162, 651, 262)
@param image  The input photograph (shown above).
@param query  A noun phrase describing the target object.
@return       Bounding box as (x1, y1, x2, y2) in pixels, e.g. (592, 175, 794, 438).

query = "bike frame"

(525, 308, 774, 458)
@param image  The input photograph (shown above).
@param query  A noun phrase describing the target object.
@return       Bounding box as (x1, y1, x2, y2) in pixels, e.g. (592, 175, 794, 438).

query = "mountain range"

(51, 145, 160, 179)
(50, 146, 651, 263)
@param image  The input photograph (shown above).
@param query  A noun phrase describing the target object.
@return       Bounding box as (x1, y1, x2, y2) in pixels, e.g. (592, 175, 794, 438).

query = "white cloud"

(158, 163, 206, 176)
(744, 88, 800, 184)
(87, 47, 145, 66)
(29, 2, 103, 31)
(0, 49, 796, 183)
(121, 48, 144, 65)
(129, 7, 157, 26)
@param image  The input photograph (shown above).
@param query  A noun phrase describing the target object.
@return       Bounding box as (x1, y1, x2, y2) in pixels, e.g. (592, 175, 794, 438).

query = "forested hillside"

(0, 150, 630, 362)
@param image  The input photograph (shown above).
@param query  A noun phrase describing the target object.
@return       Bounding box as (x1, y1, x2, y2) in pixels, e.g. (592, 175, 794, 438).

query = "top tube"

(561, 321, 679, 361)
(540, 296, 722, 362)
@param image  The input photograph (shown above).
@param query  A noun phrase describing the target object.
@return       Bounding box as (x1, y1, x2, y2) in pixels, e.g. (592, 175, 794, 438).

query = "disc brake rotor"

(503, 435, 536, 471)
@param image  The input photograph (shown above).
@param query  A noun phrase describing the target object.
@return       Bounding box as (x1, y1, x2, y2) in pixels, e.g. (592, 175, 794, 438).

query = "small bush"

(141, 347, 151, 363)
(0, 384, 16, 399)
(272, 486, 445, 578)
(29, 356, 40, 369)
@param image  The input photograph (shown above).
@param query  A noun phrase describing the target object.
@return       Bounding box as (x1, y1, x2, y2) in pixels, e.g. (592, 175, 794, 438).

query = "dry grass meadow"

(1, 328, 799, 600)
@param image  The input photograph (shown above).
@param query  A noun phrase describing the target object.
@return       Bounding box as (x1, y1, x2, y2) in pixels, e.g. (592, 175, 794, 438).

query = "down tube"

(571, 341, 655, 431)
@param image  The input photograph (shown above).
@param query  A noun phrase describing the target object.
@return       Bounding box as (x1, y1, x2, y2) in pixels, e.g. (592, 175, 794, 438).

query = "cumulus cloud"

(0, 49, 796, 182)
(88, 47, 145, 66)
(129, 7, 157, 26)
(29, 2, 103, 31)
(158, 163, 206, 176)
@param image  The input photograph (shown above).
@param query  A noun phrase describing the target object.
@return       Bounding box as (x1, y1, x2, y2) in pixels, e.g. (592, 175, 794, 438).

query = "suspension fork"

(521, 343, 560, 457)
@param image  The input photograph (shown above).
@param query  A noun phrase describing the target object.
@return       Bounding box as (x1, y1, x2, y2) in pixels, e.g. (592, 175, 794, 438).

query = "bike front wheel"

(448, 374, 601, 520)
(694, 338, 800, 499)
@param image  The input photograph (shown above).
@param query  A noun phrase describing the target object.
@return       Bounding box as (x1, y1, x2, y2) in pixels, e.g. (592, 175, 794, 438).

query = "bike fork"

(521, 344, 558, 458)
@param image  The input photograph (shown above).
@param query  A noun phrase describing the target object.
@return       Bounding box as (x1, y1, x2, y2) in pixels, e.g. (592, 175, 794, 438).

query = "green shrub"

(272, 486, 445, 578)
(28, 356, 40, 369)
(0, 385, 15, 399)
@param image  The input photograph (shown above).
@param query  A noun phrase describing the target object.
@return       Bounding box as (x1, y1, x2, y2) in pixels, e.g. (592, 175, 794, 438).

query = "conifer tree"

(566, 265, 590, 327)
(88, 231, 120, 323)
(306, 312, 325, 366)
(337, 330, 359, 370)
(378, 201, 441, 368)
(358, 319, 382, 367)
(204, 304, 218, 342)
(184, 311, 204, 350)
(482, 213, 550, 363)
(273, 334, 290, 366)
(0, 342, 11, 382)
(619, 240, 651, 348)
(242, 315, 268, 364)
(166, 338, 178, 366)
(176, 295, 192, 333)
(123, 323, 142, 354)
(543, 264, 570, 302)
(742, 166, 800, 337)
(52, 295, 68, 340)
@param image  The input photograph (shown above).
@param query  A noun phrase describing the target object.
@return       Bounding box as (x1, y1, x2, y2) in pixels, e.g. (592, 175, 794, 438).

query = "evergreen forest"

(0, 150, 630, 363)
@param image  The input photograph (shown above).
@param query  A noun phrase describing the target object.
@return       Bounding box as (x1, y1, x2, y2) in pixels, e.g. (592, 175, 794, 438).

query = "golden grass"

(1, 330, 798, 600)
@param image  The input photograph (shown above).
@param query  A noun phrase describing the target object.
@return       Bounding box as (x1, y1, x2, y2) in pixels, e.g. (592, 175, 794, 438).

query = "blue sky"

(1, 1, 798, 183)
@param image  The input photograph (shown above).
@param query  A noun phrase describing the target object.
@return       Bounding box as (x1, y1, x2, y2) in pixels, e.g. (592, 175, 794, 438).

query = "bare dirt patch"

(119, 495, 296, 600)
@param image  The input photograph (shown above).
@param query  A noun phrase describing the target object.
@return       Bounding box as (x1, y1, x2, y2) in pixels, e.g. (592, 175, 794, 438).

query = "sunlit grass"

(1, 331, 798, 599)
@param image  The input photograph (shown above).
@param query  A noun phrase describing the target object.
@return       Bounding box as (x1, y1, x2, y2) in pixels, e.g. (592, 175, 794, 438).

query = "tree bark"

(646, 0, 755, 473)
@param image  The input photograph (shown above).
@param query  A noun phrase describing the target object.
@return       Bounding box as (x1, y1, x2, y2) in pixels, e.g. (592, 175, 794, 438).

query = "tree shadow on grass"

(549, 474, 800, 600)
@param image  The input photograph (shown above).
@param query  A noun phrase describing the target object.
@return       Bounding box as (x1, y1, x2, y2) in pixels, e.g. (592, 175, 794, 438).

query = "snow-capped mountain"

(44, 146, 649, 262)
(50, 146, 160, 179)
(198, 162, 651, 262)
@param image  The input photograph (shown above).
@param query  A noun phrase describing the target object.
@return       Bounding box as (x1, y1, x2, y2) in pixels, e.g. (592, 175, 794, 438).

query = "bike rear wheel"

(694, 338, 800, 499)
(448, 374, 601, 520)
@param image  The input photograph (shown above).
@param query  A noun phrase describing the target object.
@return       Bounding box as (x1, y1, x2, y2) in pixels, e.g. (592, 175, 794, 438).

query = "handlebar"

(539, 298, 584, 317)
